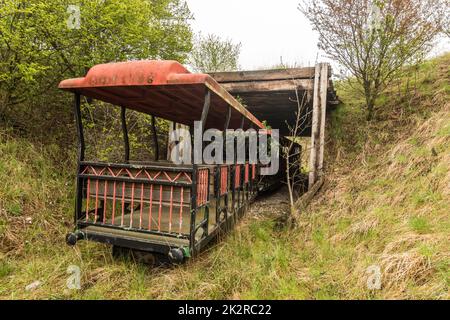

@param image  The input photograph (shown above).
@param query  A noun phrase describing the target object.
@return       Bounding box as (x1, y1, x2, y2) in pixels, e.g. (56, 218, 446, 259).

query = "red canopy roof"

(59, 60, 265, 131)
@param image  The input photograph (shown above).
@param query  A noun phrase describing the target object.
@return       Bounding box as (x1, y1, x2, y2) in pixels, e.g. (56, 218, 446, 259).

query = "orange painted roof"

(59, 60, 265, 131)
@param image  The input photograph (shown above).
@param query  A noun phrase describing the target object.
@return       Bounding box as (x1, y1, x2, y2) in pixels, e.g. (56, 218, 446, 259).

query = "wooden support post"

(200, 89, 211, 129)
(121, 106, 130, 163)
(308, 64, 321, 189)
(318, 63, 329, 175)
(151, 115, 159, 161)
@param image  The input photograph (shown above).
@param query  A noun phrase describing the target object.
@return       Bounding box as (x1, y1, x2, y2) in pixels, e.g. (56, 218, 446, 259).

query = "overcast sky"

(186, 0, 325, 70)
(186, 0, 450, 71)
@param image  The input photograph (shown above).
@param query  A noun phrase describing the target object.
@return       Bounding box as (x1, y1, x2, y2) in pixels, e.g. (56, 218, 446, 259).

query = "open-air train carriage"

(59, 60, 279, 262)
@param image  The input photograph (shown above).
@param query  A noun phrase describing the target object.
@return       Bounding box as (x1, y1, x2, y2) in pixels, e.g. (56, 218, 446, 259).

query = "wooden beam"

(151, 115, 159, 161)
(308, 64, 321, 190)
(220, 79, 313, 94)
(73, 93, 85, 162)
(318, 63, 329, 175)
(209, 67, 316, 83)
(294, 177, 324, 211)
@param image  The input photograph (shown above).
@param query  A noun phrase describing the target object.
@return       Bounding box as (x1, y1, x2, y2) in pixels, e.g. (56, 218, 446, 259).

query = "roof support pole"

(238, 115, 246, 164)
(192, 88, 211, 164)
(167, 121, 175, 161)
(151, 115, 159, 161)
(190, 88, 211, 244)
(224, 106, 231, 131)
(73, 93, 85, 162)
(121, 106, 130, 163)
(73, 93, 85, 224)
(200, 89, 211, 129)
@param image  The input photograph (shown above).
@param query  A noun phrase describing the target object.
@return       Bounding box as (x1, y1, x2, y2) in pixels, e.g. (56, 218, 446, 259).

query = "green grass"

(409, 217, 432, 234)
(0, 53, 449, 299)
(0, 260, 14, 278)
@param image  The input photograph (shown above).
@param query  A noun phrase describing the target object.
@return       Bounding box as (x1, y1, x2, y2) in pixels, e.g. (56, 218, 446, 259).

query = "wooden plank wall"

(211, 63, 334, 190)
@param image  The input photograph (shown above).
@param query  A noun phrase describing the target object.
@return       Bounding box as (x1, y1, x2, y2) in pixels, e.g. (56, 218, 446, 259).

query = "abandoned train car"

(59, 60, 284, 262)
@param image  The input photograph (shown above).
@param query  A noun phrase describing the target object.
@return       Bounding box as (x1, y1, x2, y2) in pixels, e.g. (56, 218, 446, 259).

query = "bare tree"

(299, 0, 445, 120)
(189, 33, 241, 73)
(284, 87, 310, 221)
(440, 2, 450, 37)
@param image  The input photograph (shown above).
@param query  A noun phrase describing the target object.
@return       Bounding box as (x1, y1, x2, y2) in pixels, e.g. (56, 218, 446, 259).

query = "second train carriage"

(59, 60, 284, 262)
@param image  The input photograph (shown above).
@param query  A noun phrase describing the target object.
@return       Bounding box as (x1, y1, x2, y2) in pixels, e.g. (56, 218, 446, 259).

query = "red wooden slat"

(103, 180, 108, 224)
(179, 187, 184, 234)
(148, 185, 153, 230)
(85, 178, 91, 222)
(235, 165, 241, 188)
(169, 186, 174, 232)
(158, 185, 163, 231)
(139, 183, 144, 229)
(94, 180, 99, 223)
(59, 60, 266, 131)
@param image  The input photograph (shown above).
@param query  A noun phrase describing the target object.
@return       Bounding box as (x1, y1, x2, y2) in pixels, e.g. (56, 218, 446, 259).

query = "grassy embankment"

(0, 53, 448, 299)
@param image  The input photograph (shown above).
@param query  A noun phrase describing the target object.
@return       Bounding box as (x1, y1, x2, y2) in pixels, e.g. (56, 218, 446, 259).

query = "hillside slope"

(0, 54, 448, 299)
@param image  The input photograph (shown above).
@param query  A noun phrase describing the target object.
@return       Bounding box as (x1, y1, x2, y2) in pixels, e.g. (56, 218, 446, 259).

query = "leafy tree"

(299, 0, 445, 120)
(189, 33, 241, 73)
(0, 0, 192, 141)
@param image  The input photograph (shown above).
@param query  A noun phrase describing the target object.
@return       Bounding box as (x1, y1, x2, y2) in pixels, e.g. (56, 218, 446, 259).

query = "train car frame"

(59, 60, 282, 262)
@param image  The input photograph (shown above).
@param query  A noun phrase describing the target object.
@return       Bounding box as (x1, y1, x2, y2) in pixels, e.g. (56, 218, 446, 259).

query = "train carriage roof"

(58, 60, 265, 131)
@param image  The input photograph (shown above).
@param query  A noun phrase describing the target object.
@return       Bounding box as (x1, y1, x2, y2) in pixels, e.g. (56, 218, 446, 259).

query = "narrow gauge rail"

(59, 60, 283, 262)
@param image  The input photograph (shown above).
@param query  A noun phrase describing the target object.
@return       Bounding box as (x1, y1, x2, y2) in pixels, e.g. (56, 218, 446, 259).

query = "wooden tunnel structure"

(209, 63, 338, 189)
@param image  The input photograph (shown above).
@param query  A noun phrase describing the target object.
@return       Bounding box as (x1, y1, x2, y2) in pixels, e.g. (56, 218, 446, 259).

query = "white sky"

(186, 0, 450, 71)
(186, 0, 326, 70)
